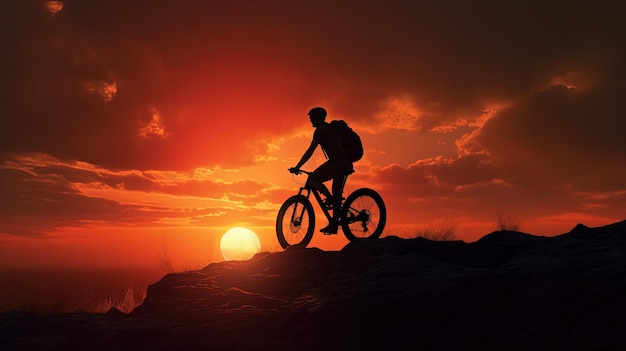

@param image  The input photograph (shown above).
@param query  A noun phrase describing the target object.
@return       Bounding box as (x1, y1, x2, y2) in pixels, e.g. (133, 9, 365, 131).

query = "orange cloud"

(44, 1, 64, 15)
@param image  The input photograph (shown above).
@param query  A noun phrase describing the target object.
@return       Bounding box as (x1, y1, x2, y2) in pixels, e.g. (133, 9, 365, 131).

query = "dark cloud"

(2, 1, 624, 170)
(470, 81, 626, 191)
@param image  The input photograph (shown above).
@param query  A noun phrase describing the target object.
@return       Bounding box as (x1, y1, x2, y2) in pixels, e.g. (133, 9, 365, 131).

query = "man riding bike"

(290, 107, 353, 234)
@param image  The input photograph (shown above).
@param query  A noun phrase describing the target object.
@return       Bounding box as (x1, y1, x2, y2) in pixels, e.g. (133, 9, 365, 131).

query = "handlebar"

(288, 168, 310, 175)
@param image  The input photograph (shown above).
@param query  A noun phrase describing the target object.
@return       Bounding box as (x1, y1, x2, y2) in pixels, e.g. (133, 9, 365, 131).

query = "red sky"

(1, 1, 625, 269)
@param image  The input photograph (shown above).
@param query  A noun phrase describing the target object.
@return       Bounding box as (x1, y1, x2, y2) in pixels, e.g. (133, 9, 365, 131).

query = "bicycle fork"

(298, 187, 334, 223)
(290, 188, 311, 228)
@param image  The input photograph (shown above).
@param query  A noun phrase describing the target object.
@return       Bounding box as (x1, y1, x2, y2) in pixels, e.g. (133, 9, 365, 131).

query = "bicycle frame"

(297, 186, 333, 223)
(292, 169, 353, 225)
(294, 182, 372, 233)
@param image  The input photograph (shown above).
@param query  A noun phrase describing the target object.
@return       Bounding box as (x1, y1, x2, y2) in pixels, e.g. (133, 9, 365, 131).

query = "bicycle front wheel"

(341, 188, 386, 241)
(276, 195, 315, 249)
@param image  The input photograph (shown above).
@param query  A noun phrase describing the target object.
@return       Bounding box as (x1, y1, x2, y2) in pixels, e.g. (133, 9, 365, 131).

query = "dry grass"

(495, 202, 525, 231)
(18, 282, 146, 315)
(83, 283, 147, 314)
(156, 240, 176, 274)
(402, 217, 460, 241)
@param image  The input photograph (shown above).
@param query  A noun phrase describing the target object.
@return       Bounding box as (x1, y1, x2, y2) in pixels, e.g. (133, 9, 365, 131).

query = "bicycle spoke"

(341, 188, 386, 241)
(276, 195, 315, 248)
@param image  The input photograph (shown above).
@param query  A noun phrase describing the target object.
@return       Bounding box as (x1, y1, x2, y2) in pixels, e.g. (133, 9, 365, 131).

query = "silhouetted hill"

(2, 220, 626, 350)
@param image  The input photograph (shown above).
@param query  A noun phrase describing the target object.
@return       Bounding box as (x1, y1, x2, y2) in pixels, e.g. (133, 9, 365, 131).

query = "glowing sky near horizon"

(0, 1, 625, 268)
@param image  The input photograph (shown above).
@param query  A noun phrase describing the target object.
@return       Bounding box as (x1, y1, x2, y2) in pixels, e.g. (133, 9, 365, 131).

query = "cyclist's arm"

(294, 139, 319, 169)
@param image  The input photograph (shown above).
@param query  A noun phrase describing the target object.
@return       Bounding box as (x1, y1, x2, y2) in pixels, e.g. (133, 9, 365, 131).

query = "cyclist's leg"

(306, 162, 334, 199)
(309, 162, 341, 233)
(327, 175, 344, 228)
(330, 161, 353, 218)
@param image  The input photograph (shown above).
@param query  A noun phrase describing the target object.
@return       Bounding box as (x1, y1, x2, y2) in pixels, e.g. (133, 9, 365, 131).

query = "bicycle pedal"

(320, 225, 338, 235)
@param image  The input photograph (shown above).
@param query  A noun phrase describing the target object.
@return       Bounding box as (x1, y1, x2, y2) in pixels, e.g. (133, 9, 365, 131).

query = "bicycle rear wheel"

(341, 188, 386, 241)
(276, 195, 315, 249)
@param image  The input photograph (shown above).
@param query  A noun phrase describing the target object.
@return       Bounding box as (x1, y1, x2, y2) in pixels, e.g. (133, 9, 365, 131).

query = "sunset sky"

(1, 1, 625, 269)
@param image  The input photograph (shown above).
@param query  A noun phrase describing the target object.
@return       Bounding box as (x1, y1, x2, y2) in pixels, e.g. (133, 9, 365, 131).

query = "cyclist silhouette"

(290, 107, 353, 234)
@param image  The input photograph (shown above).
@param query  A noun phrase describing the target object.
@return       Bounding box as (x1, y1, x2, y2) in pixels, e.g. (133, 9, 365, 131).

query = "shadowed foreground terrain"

(2, 221, 626, 350)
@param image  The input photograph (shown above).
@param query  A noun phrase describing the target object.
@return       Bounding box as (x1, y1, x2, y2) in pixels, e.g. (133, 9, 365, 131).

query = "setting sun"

(220, 227, 261, 261)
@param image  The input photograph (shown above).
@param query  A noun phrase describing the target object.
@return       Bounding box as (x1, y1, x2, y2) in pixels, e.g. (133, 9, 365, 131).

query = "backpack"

(329, 120, 363, 162)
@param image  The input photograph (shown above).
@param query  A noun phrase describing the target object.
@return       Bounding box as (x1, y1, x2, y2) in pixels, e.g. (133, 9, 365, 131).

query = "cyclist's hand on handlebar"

(288, 167, 301, 175)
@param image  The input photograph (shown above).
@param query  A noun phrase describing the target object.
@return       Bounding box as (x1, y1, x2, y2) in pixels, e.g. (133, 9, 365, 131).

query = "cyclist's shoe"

(320, 223, 338, 235)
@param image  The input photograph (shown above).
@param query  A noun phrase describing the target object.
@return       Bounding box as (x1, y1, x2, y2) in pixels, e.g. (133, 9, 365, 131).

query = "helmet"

(307, 107, 327, 119)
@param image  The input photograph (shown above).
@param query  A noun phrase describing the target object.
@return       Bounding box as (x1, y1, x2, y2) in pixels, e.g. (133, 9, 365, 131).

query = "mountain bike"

(276, 169, 387, 249)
